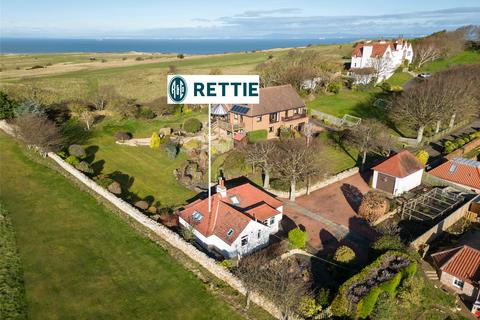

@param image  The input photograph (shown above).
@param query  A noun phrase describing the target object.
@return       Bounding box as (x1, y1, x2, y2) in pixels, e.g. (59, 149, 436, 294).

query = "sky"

(1, 0, 479, 38)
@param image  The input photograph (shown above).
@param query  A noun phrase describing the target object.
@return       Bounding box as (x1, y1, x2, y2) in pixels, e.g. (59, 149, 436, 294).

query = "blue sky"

(1, 0, 479, 38)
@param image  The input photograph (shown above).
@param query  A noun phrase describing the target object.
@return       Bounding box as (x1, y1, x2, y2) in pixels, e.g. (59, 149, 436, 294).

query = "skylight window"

(226, 228, 234, 237)
(230, 195, 240, 206)
(191, 210, 203, 222)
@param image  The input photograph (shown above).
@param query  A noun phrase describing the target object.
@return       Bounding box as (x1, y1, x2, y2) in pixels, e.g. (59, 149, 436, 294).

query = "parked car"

(418, 73, 432, 78)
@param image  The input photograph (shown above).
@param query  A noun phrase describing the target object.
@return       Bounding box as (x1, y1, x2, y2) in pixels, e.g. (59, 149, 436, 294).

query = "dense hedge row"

(0, 205, 27, 320)
(443, 130, 480, 154)
(330, 251, 417, 319)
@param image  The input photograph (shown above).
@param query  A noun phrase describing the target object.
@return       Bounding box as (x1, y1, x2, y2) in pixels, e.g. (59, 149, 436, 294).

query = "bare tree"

(370, 56, 392, 82)
(13, 113, 63, 155)
(273, 139, 319, 201)
(232, 250, 270, 309)
(87, 84, 117, 111)
(345, 119, 393, 170)
(245, 140, 276, 189)
(69, 102, 95, 130)
(413, 40, 441, 68)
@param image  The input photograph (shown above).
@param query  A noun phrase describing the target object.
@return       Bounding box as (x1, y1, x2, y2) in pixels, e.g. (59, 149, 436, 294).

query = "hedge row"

(443, 131, 480, 154)
(330, 251, 417, 318)
(0, 205, 27, 320)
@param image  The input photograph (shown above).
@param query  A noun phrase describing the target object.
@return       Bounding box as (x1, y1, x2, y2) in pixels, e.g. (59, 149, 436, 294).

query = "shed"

(371, 150, 424, 196)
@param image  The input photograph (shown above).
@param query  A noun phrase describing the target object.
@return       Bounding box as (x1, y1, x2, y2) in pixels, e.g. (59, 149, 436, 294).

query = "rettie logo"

(167, 75, 260, 104)
(168, 76, 187, 103)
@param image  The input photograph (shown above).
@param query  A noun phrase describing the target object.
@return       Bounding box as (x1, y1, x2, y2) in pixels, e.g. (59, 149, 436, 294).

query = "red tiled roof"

(428, 158, 480, 190)
(352, 42, 392, 58)
(372, 150, 424, 178)
(178, 182, 282, 245)
(432, 245, 480, 285)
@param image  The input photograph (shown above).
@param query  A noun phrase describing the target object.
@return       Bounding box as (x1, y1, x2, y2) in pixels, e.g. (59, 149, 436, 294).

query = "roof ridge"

(440, 245, 478, 271)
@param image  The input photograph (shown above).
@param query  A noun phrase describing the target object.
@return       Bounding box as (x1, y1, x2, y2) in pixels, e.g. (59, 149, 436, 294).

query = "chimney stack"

(216, 177, 227, 198)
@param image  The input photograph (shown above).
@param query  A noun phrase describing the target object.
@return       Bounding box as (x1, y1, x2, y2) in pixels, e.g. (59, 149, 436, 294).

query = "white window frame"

(269, 217, 275, 226)
(234, 114, 238, 120)
(452, 277, 464, 289)
(256, 116, 262, 122)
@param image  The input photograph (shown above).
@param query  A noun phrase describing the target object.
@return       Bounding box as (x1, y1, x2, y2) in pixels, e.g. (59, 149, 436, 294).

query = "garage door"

(376, 173, 395, 194)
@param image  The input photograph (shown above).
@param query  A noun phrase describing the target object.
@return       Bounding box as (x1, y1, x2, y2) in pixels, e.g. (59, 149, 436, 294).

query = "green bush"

(371, 235, 405, 253)
(380, 82, 391, 92)
(316, 288, 331, 307)
(183, 118, 202, 133)
(65, 155, 80, 166)
(403, 261, 417, 279)
(0, 91, 17, 120)
(334, 245, 356, 264)
(75, 161, 94, 175)
(356, 287, 382, 319)
(222, 150, 248, 179)
(298, 297, 322, 318)
(379, 272, 402, 296)
(327, 82, 341, 94)
(138, 106, 155, 119)
(165, 142, 179, 159)
(0, 205, 27, 320)
(246, 129, 268, 143)
(68, 144, 86, 159)
(288, 228, 307, 249)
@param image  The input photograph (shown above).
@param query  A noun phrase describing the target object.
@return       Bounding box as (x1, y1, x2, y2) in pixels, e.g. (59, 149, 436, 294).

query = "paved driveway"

(282, 173, 377, 255)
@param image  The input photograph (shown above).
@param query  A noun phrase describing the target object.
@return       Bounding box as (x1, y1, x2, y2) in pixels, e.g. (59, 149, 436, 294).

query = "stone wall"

(410, 195, 479, 249)
(267, 167, 359, 199)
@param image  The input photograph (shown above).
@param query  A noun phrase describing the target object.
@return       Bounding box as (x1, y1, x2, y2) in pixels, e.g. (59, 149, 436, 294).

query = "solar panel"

(449, 164, 457, 173)
(231, 104, 250, 115)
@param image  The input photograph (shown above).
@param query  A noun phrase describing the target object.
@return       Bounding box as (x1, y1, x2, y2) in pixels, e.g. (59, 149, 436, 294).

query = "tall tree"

(345, 119, 393, 170)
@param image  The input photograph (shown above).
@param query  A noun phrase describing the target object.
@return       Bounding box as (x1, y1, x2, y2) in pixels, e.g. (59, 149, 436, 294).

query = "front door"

(376, 173, 395, 194)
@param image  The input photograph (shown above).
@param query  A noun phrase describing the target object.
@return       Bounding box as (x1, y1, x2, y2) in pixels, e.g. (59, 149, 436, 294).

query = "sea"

(0, 38, 359, 54)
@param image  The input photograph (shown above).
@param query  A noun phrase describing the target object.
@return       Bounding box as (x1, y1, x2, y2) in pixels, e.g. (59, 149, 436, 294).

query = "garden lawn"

(0, 132, 244, 320)
(84, 115, 209, 208)
(385, 72, 412, 86)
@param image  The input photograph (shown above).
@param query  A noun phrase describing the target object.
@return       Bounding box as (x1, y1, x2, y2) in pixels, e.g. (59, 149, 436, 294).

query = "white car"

(418, 73, 432, 78)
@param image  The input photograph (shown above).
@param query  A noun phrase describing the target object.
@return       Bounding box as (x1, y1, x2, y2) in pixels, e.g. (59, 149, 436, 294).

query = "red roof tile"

(352, 42, 392, 58)
(178, 181, 282, 245)
(428, 158, 480, 190)
(372, 150, 424, 178)
(432, 245, 480, 285)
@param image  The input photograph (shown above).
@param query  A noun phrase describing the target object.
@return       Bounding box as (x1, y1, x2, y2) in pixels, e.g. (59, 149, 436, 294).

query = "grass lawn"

(385, 72, 412, 86)
(83, 114, 210, 207)
(420, 50, 480, 73)
(307, 89, 379, 118)
(0, 132, 246, 320)
(319, 133, 358, 173)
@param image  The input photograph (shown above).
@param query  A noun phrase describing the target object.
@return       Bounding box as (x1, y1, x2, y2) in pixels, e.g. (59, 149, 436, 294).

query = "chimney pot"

(216, 177, 227, 197)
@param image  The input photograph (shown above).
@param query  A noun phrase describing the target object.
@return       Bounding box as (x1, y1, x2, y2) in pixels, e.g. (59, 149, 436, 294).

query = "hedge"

(330, 251, 416, 318)
(246, 129, 268, 143)
(183, 118, 202, 133)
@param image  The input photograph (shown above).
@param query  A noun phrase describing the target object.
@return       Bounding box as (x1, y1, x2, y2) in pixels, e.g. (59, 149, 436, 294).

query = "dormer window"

(230, 195, 240, 206)
(192, 210, 203, 222)
(226, 228, 234, 237)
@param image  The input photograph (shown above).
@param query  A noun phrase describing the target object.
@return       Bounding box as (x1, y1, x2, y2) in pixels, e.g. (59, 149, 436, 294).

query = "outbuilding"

(371, 150, 424, 196)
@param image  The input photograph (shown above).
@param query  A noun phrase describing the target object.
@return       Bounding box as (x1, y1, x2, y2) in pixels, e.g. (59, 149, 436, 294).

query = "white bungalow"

(178, 178, 283, 258)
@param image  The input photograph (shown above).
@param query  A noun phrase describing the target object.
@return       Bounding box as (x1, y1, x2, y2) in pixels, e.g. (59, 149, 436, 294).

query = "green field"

(420, 50, 480, 73)
(0, 132, 247, 320)
(385, 72, 413, 86)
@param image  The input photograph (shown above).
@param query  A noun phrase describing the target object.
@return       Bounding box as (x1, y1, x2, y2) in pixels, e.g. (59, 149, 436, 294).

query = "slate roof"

(432, 245, 480, 285)
(227, 85, 304, 117)
(372, 150, 425, 178)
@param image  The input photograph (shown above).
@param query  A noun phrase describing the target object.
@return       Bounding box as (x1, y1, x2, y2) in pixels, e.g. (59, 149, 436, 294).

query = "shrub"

(316, 288, 331, 307)
(288, 228, 307, 249)
(134, 200, 149, 210)
(415, 150, 429, 165)
(138, 106, 155, 119)
(358, 191, 390, 223)
(222, 150, 248, 178)
(68, 144, 86, 159)
(107, 181, 122, 195)
(65, 155, 80, 166)
(0, 91, 17, 120)
(150, 132, 161, 150)
(371, 235, 405, 253)
(75, 161, 94, 175)
(379, 272, 402, 296)
(183, 139, 202, 150)
(356, 286, 382, 319)
(165, 142, 179, 159)
(334, 245, 356, 264)
(13, 100, 45, 118)
(380, 82, 392, 92)
(177, 53, 184, 59)
(94, 174, 114, 188)
(183, 118, 202, 133)
(298, 297, 322, 318)
(114, 131, 132, 142)
(218, 259, 234, 269)
(246, 129, 268, 143)
(327, 82, 341, 94)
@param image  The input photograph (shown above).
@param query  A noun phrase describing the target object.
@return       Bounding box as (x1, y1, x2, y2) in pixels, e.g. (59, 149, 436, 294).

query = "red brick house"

(428, 158, 480, 193)
(216, 84, 308, 139)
